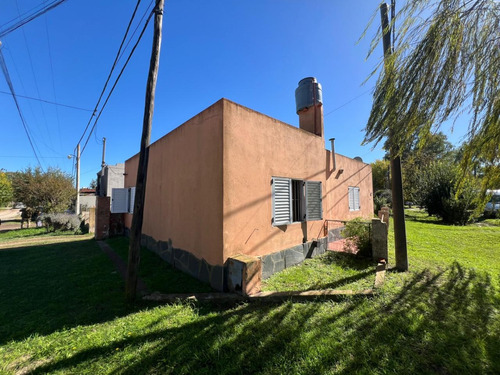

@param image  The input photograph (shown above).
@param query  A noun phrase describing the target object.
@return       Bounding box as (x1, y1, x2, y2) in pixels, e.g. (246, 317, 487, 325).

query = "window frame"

(348, 186, 361, 211)
(272, 177, 322, 226)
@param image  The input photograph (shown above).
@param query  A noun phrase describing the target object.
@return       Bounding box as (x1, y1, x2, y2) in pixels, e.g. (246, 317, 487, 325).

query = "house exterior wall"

(222, 100, 373, 263)
(123, 98, 373, 274)
(124, 100, 224, 266)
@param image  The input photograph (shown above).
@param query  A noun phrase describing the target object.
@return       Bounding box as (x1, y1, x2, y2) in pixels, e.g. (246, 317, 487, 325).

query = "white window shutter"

(111, 188, 129, 213)
(348, 187, 360, 211)
(354, 187, 360, 210)
(272, 177, 292, 226)
(305, 181, 322, 221)
(128, 187, 136, 214)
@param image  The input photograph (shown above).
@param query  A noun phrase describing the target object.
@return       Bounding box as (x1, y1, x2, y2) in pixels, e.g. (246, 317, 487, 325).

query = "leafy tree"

(417, 161, 480, 224)
(0, 171, 13, 207)
(371, 159, 390, 192)
(364, 0, 499, 190)
(89, 179, 97, 190)
(11, 167, 75, 221)
(398, 132, 455, 203)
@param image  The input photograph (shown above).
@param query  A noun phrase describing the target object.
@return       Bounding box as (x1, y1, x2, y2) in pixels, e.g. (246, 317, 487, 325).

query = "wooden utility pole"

(100, 137, 106, 196)
(380, 3, 408, 271)
(126, 0, 165, 301)
(76, 143, 81, 215)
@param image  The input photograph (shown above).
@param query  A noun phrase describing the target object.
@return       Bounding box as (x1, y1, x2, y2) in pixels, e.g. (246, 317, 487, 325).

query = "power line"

(0, 90, 93, 112)
(0, 0, 69, 38)
(81, 7, 155, 155)
(118, 0, 155, 62)
(324, 88, 373, 117)
(0, 48, 43, 170)
(44, 0, 63, 149)
(15, 0, 52, 150)
(0, 155, 67, 159)
(75, 0, 143, 150)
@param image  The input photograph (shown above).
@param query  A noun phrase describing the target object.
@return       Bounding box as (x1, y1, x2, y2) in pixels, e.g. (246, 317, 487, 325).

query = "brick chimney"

(295, 77, 323, 137)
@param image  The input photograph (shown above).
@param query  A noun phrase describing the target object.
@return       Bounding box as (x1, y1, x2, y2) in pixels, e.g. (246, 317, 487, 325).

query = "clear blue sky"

(0, 0, 467, 188)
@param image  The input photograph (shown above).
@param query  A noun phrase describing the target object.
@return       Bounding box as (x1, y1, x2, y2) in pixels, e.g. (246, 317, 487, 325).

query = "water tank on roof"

(295, 77, 322, 114)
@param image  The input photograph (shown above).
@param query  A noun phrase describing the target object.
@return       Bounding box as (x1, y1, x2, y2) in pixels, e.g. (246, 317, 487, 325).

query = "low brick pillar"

(95, 196, 110, 240)
(226, 254, 261, 296)
(371, 218, 388, 262)
(88, 207, 96, 234)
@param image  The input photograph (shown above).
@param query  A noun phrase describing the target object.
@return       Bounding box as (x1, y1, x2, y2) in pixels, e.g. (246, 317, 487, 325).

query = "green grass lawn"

(0, 217, 499, 374)
(0, 226, 47, 240)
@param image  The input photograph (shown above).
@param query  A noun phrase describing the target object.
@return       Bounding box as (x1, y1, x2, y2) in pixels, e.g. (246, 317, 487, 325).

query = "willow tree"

(364, 0, 500, 191)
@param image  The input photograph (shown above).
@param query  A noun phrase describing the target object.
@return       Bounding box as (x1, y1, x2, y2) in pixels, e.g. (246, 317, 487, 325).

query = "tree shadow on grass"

(24, 262, 500, 374)
(0, 239, 142, 345)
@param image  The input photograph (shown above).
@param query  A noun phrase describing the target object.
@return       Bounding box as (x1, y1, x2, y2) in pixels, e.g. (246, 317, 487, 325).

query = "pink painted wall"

(124, 99, 373, 267)
(222, 100, 373, 262)
(124, 100, 224, 265)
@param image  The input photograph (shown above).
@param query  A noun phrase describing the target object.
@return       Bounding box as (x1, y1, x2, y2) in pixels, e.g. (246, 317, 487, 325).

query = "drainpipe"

(329, 138, 336, 171)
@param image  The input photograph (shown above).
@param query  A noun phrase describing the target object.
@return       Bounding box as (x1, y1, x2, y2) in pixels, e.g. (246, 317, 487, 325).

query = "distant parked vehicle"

(485, 190, 500, 213)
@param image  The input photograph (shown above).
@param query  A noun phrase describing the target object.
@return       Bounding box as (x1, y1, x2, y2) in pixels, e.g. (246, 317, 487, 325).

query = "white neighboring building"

(96, 163, 125, 197)
(79, 188, 96, 212)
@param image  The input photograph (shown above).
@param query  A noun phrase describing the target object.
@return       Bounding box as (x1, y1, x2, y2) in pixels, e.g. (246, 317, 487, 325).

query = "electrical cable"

(0, 90, 93, 112)
(43, 0, 64, 149)
(324, 88, 373, 117)
(75, 0, 142, 151)
(80, 7, 155, 155)
(15, 0, 52, 150)
(0, 155, 67, 159)
(0, 48, 43, 170)
(0, 0, 69, 38)
(118, 0, 155, 62)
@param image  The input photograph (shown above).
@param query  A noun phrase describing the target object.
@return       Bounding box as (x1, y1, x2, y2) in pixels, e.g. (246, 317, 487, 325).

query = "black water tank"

(295, 77, 322, 114)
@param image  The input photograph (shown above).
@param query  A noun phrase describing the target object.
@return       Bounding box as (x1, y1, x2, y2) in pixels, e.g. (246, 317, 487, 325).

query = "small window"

(348, 186, 360, 211)
(272, 177, 322, 226)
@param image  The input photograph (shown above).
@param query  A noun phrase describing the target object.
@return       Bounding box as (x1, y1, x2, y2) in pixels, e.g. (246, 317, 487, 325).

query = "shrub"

(342, 218, 371, 257)
(373, 189, 392, 214)
(41, 213, 81, 233)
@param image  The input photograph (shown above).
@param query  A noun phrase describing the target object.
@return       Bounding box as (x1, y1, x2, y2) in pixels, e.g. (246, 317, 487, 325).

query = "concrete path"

(96, 240, 149, 296)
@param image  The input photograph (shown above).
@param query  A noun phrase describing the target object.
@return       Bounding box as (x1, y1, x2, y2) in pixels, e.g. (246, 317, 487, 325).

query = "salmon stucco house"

(113, 78, 373, 293)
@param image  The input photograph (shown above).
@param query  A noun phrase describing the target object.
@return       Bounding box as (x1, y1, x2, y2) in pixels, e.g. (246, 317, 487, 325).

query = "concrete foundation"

(226, 254, 261, 295)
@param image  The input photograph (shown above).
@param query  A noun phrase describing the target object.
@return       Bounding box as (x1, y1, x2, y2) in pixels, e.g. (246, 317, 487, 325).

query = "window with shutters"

(348, 186, 360, 211)
(272, 177, 322, 226)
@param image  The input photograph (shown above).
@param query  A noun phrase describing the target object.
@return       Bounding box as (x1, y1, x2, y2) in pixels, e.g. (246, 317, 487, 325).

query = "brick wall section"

(109, 213, 125, 236)
(95, 197, 110, 240)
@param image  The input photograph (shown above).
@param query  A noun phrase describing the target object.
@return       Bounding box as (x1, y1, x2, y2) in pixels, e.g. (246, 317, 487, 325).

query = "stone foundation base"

(260, 237, 329, 279)
(138, 233, 333, 292)
(140, 234, 224, 291)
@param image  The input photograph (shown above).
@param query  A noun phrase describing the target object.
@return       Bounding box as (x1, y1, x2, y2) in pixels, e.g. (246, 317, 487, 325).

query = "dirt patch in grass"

(6, 354, 52, 375)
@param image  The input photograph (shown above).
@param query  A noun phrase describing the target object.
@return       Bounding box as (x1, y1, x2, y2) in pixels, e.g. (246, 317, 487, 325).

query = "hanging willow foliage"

(363, 0, 499, 189)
